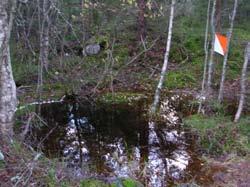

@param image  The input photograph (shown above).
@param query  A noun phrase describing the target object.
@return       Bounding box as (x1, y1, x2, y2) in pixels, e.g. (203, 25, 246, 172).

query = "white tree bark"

(207, 0, 217, 90)
(40, 0, 50, 71)
(37, 0, 50, 97)
(198, 0, 211, 113)
(0, 0, 17, 140)
(234, 42, 250, 123)
(218, 0, 238, 102)
(151, 0, 175, 114)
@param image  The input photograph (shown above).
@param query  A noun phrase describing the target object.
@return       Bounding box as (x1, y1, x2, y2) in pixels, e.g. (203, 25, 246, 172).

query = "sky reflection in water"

(35, 97, 199, 186)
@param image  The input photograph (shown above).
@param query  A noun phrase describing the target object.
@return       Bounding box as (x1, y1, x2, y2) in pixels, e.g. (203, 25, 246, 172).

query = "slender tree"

(218, 0, 238, 102)
(151, 0, 175, 114)
(215, 0, 221, 32)
(207, 0, 217, 90)
(198, 0, 211, 113)
(137, 0, 147, 40)
(0, 0, 17, 141)
(37, 0, 50, 98)
(234, 42, 250, 123)
(39, 0, 50, 71)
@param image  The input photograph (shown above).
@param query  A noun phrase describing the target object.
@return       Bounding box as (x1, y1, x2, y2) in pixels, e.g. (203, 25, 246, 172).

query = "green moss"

(110, 179, 144, 187)
(122, 179, 144, 187)
(12, 61, 38, 85)
(79, 178, 143, 187)
(80, 179, 108, 187)
(98, 92, 147, 105)
(47, 169, 57, 187)
(165, 71, 197, 89)
(184, 115, 250, 156)
(11, 141, 23, 153)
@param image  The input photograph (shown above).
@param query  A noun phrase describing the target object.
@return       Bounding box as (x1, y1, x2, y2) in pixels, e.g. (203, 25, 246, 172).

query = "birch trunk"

(39, 0, 50, 71)
(234, 42, 250, 123)
(207, 0, 217, 90)
(218, 0, 238, 102)
(81, 0, 86, 43)
(37, 0, 50, 97)
(0, 0, 17, 141)
(137, 0, 147, 40)
(151, 0, 175, 114)
(198, 0, 211, 113)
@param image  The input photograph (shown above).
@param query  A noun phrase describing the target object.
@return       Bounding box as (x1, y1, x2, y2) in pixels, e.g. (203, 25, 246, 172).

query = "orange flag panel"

(216, 33, 228, 54)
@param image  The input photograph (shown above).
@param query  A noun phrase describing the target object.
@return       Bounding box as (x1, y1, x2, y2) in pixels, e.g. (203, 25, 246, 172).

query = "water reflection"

(34, 97, 200, 186)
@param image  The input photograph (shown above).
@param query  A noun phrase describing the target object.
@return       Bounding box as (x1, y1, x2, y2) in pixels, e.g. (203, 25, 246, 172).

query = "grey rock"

(84, 44, 101, 55)
(0, 150, 4, 161)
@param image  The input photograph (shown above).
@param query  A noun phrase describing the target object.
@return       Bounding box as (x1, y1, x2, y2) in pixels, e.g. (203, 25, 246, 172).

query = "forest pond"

(31, 96, 203, 186)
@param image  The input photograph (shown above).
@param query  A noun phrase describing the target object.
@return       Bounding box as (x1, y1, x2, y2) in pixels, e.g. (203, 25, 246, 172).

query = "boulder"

(0, 150, 4, 161)
(84, 44, 101, 56)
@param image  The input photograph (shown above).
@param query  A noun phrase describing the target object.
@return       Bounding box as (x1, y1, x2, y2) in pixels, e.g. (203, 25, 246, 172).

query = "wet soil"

(207, 156, 250, 187)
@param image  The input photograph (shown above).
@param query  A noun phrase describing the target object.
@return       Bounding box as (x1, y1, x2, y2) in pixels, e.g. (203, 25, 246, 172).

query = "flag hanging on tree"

(214, 33, 228, 56)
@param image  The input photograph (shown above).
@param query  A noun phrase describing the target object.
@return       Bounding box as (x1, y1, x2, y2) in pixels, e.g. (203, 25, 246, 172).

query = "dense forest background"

(12, 0, 250, 94)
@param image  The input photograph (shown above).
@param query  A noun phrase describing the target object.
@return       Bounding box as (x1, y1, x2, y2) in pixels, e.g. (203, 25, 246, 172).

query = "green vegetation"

(80, 179, 108, 187)
(12, 60, 38, 85)
(98, 92, 147, 105)
(80, 178, 143, 187)
(164, 70, 197, 89)
(184, 115, 250, 156)
(113, 179, 144, 187)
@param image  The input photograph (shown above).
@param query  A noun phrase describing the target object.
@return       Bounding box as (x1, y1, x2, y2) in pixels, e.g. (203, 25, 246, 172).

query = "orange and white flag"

(214, 33, 228, 56)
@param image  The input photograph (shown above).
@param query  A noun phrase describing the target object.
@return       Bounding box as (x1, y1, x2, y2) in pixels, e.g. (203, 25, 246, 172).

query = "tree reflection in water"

(35, 97, 200, 186)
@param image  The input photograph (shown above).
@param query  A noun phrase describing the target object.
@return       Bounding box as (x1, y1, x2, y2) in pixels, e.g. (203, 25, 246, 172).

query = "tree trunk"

(0, 0, 17, 141)
(234, 42, 250, 123)
(198, 0, 211, 113)
(218, 0, 238, 102)
(39, 0, 50, 71)
(215, 0, 221, 32)
(207, 0, 217, 90)
(81, 0, 86, 43)
(137, 0, 147, 41)
(37, 0, 50, 97)
(151, 0, 175, 114)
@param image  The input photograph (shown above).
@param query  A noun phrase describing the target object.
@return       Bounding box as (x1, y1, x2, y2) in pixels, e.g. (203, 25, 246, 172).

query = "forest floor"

(206, 156, 250, 187)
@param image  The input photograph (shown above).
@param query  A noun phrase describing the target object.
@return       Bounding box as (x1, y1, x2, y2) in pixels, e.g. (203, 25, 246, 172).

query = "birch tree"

(218, 0, 238, 102)
(37, 0, 50, 97)
(39, 0, 50, 71)
(151, 0, 175, 114)
(0, 0, 17, 141)
(207, 0, 217, 90)
(137, 0, 147, 41)
(198, 0, 211, 113)
(234, 42, 250, 123)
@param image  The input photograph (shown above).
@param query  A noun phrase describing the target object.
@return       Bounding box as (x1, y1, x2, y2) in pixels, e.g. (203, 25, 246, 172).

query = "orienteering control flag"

(214, 33, 228, 56)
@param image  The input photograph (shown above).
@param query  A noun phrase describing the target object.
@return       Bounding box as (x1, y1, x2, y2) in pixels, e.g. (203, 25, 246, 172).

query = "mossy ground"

(184, 114, 250, 156)
(80, 178, 143, 187)
(97, 92, 148, 105)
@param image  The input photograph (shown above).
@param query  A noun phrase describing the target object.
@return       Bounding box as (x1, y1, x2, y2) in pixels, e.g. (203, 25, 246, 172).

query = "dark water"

(32, 97, 203, 186)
